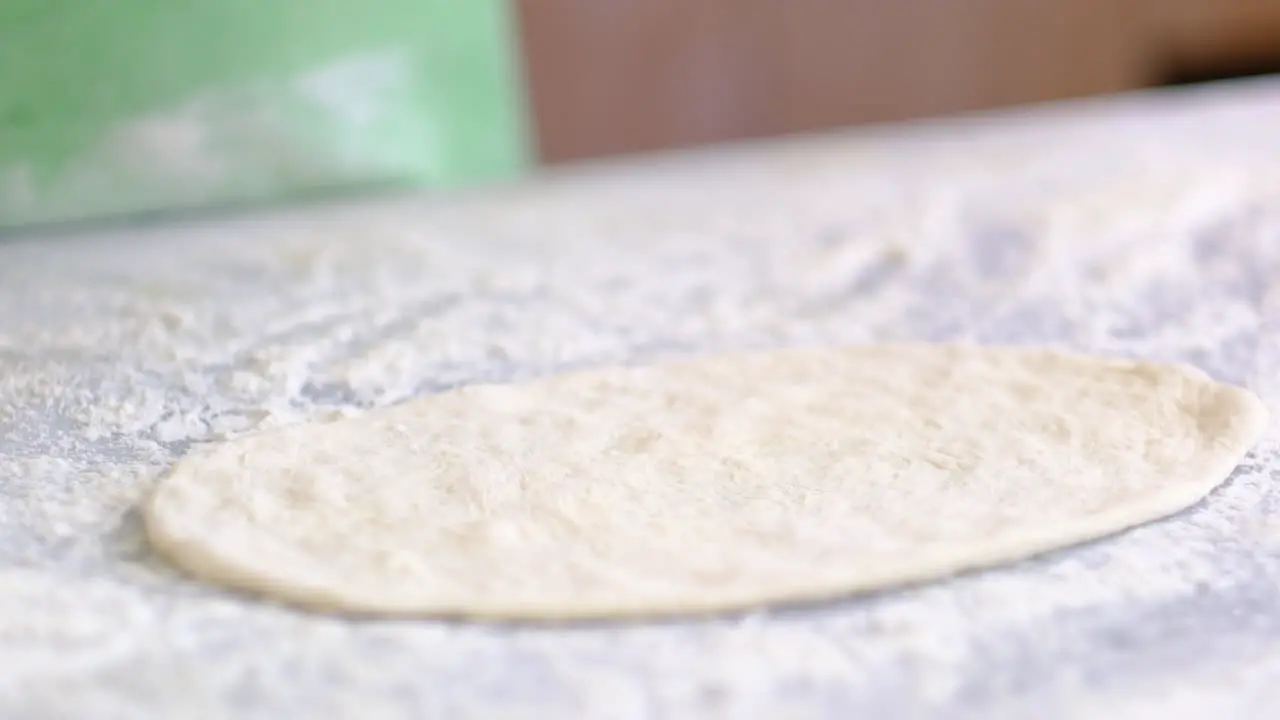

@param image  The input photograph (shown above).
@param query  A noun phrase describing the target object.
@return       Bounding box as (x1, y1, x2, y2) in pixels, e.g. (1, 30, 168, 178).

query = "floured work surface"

(4, 78, 1280, 717)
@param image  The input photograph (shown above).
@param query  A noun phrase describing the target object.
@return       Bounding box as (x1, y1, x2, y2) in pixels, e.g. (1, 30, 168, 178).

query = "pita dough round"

(145, 345, 1267, 619)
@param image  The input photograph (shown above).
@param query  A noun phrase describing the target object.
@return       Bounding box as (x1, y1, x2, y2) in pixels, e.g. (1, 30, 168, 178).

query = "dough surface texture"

(144, 345, 1268, 619)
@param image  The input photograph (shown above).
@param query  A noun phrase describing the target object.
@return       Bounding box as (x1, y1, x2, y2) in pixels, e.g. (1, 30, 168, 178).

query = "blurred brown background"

(516, 0, 1280, 163)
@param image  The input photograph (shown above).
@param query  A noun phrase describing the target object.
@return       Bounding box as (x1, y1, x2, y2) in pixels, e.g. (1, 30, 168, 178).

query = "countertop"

(3, 77, 1280, 719)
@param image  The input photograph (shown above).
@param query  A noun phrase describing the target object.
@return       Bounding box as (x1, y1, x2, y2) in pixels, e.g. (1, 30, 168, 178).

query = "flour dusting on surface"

(3, 80, 1280, 717)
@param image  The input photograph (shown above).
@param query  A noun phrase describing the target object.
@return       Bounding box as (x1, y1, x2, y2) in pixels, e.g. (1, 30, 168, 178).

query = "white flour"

(3, 79, 1280, 718)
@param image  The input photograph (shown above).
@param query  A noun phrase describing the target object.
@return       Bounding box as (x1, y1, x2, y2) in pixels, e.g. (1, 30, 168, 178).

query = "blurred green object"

(0, 0, 529, 227)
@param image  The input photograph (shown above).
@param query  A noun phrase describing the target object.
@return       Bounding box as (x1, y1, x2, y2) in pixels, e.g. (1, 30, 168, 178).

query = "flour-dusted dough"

(145, 345, 1268, 619)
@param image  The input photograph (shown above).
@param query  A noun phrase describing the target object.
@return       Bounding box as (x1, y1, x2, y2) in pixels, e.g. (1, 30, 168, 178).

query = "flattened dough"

(145, 345, 1268, 619)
